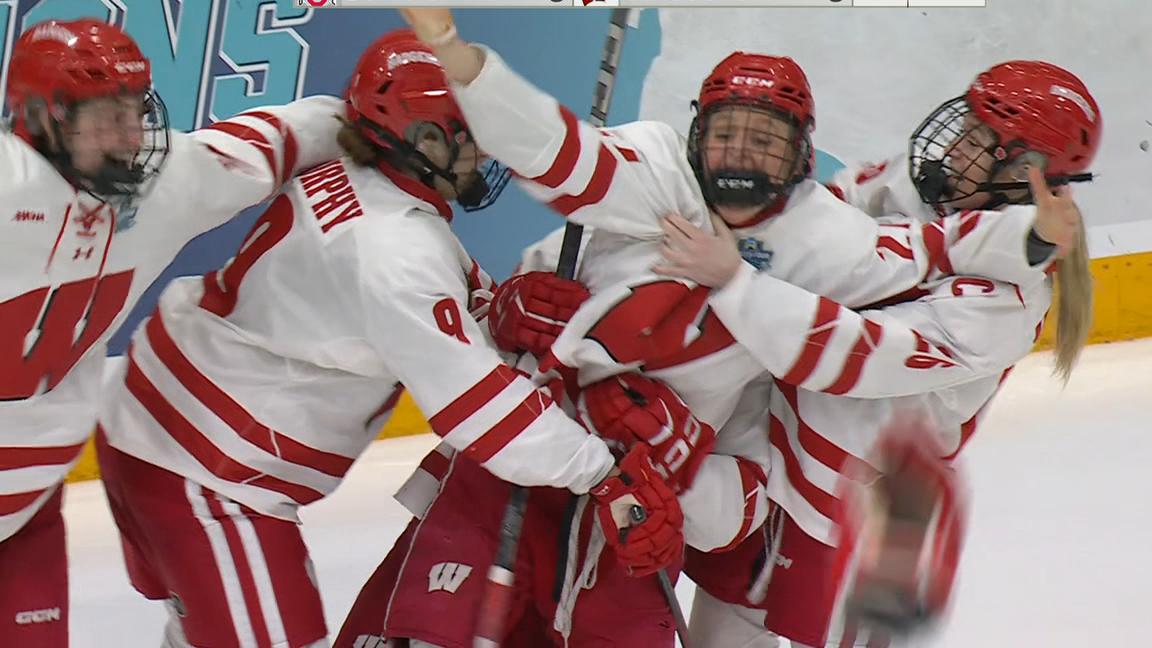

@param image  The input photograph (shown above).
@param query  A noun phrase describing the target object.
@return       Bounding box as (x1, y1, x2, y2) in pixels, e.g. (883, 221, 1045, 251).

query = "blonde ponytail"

(1051, 224, 1093, 383)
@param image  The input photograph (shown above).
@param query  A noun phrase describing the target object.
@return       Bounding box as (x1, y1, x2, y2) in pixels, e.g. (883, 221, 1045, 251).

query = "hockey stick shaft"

(554, 8, 636, 281)
(566, 14, 692, 644)
(474, 10, 640, 647)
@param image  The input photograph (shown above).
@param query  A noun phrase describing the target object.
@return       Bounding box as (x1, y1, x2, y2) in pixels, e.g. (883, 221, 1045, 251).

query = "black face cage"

(460, 158, 511, 213)
(63, 88, 171, 203)
(909, 96, 1033, 209)
(688, 102, 812, 210)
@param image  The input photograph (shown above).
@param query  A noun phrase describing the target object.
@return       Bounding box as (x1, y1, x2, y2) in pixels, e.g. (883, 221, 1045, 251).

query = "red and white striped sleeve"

(172, 95, 346, 230)
(829, 161, 1054, 292)
(784, 188, 1051, 311)
(942, 205, 1056, 286)
(707, 265, 1049, 398)
(357, 216, 615, 494)
(451, 48, 687, 240)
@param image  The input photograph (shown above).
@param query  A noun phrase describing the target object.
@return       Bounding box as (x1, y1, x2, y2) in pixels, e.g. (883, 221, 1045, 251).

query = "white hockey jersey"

(448, 48, 1054, 549)
(99, 157, 616, 522)
(0, 96, 344, 543)
(747, 157, 1051, 545)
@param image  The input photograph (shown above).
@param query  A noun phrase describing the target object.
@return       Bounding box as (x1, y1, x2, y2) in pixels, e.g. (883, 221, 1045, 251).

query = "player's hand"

(590, 445, 685, 577)
(835, 414, 966, 635)
(488, 272, 589, 358)
(398, 8, 457, 45)
(1029, 165, 1081, 259)
(653, 213, 745, 287)
(579, 373, 717, 493)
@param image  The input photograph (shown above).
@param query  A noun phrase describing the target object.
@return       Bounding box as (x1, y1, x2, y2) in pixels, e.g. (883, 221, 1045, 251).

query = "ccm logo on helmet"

(1049, 84, 1096, 122)
(387, 50, 440, 71)
(114, 61, 147, 74)
(731, 75, 775, 88)
(31, 25, 75, 43)
(717, 178, 755, 189)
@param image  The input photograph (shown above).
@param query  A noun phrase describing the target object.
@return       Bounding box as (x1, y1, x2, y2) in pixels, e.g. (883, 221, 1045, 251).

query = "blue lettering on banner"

(211, 1, 311, 121)
(0, 1, 16, 109)
(12, 0, 313, 129)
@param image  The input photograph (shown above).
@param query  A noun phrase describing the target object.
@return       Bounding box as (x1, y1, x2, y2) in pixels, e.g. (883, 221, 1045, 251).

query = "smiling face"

(55, 94, 148, 177)
(700, 105, 804, 226)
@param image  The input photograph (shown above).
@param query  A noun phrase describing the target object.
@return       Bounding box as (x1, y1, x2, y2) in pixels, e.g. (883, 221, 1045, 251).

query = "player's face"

(449, 140, 488, 199)
(940, 114, 1000, 209)
(417, 127, 488, 203)
(62, 94, 147, 176)
(702, 106, 802, 226)
(702, 106, 799, 179)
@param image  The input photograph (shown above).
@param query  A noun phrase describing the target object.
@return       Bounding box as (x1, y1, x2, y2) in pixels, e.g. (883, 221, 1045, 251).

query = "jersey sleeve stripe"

(0, 443, 86, 472)
(427, 365, 519, 437)
(0, 488, 49, 516)
(463, 389, 554, 464)
(921, 221, 955, 275)
(876, 235, 915, 260)
(779, 297, 842, 386)
(956, 210, 982, 240)
(145, 314, 355, 479)
(244, 111, 299, 186)
(547, 144, 618, 217)
(202, 121, 279, 186)
(823, 319, 885, 396)
(529, 105, 582, 189)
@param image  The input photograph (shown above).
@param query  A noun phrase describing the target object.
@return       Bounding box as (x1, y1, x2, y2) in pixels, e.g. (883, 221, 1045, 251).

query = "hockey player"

(337, 9, 1089, 647)
(0, 19, 350, 646)
(94, 29, 685, 648)
(663, 60, 1100, 647)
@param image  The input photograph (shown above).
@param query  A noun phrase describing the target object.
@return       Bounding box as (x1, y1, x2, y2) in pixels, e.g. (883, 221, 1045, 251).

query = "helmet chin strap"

(915, 147, 1038, 211)
(403, 148, 489, 209)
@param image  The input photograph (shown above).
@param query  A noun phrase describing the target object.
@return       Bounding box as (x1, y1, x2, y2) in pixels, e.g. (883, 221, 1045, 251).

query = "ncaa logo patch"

(738, 237, 774, 271)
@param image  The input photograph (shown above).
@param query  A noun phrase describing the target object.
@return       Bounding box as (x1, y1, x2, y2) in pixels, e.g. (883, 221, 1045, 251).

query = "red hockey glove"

(834, 414, 966, 636)
(579, 373, 717, 493)
(590, 444, 685, 577)
(488, 271, 590, 357)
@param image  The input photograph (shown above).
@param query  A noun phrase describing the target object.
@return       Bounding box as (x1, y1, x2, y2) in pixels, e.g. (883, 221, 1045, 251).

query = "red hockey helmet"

(690, 52, 815, 215)
(7, 19, 152, 113)
(967, 60, 1101, 175)
(697, 52, 815, 130)
(910, 60, 1100, 208)
(345, 29, 508, 211)
(345, 29, 466, 153)
(7, 19, 169, 201)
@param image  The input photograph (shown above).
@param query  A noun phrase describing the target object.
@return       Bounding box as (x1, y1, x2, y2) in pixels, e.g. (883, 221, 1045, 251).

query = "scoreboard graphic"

(297, 0, 985, 7)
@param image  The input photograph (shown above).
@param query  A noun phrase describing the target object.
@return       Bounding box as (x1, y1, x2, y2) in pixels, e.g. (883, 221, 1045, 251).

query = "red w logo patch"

(1, 271, 134, 400)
